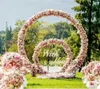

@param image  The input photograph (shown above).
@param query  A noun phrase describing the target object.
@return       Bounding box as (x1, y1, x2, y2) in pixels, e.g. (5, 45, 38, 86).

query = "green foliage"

(0, 35, 3, 53)
(54, 22, 70, 39)
(0, 31, 5, 54)
(8, 20, 25, 52)
(73, 0, 100, 61)
(65, 31, 80, 58)
(25, 21, 42, 61)
(8, 44, 18, 52)
(5, 22, 13, 51)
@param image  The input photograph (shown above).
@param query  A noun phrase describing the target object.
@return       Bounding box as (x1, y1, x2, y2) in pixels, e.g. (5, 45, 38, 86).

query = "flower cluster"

(0, 71, 24, 89)
(31, 64, 47, 76)
(37, 72, 75, 79)
(0, 52, 27, 89)
(81, 61, 100, 89)
(32, 38, 73, 75)
(1, 52, 24, 71)
(1, 52, 30, 75)
(18, 9, 88, 77)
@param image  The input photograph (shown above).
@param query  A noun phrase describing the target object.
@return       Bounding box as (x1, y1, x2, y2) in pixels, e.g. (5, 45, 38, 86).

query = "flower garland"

(81, 61, 100, 89)
(18, 9, 88, 76)
(32, 38, 73, 74)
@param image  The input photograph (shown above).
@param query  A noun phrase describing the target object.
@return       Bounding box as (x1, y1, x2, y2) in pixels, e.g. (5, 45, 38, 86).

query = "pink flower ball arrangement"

(0, 52, 27, 89)
(1, 52, 24, 71)
(0, 71, 24, 89)
(81, 61, 100, 89)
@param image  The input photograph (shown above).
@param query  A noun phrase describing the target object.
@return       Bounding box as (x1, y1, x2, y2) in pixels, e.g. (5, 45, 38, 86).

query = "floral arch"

(18, 9, 88, 77)
(32, 38, 73, 74)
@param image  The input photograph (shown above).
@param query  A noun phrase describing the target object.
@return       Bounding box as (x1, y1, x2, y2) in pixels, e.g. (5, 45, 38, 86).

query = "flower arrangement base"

(31, 64, 48, 76)
(37, 72, 75, 79)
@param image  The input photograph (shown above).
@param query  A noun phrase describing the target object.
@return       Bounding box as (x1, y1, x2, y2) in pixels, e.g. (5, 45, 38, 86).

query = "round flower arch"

(18, 9, 88, 76)
(32, 38, 73, 73)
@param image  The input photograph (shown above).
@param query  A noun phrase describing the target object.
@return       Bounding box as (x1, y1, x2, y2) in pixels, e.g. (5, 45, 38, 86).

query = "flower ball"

(1, 71, 24, 89)
(1, 52, 24, 71)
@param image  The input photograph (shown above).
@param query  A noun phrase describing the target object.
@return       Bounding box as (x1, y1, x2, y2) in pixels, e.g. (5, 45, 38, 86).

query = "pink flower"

(1, 52, 24, 71)
(0, 70, 24, 89)
(92, 64, 100, 76)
